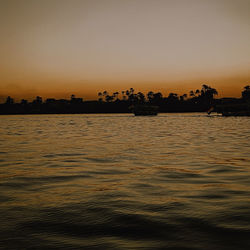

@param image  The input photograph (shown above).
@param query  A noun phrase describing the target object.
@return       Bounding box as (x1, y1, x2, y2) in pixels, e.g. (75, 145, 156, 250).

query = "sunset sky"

(0, 0, 250, 102)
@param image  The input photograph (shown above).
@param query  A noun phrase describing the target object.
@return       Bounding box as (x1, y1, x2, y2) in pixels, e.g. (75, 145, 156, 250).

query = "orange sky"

(0, 0, 250, 102)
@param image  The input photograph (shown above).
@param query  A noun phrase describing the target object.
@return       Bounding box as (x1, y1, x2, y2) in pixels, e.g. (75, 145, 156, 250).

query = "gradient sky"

(0, 0, 250, 101)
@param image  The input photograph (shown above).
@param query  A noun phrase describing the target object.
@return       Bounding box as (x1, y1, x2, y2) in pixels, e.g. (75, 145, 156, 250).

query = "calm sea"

(0, 114, 250, 249)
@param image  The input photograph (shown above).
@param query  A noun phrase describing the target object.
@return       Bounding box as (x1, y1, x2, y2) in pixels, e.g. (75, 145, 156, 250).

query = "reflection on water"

(0, 114, 250, 249)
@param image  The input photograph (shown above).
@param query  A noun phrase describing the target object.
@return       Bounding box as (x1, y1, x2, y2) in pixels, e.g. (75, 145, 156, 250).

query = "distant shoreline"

(1, 85, 249, 115)
(0, 110, 207, 116)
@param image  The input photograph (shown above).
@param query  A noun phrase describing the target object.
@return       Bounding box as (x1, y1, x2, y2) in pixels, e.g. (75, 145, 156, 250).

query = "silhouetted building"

(5, 96, 14, 104)
(45, 98, 57, 104)
(33, 96, 43, 104)
(242, 86, 250, 101)
(20, 99, 28, 105)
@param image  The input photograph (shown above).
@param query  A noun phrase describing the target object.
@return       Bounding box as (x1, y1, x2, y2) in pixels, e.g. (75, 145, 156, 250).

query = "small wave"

(43, 153, 86, 158)
(85, 157, 119, 163)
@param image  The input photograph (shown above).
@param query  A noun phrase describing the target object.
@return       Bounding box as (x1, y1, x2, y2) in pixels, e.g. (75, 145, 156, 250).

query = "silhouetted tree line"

(1, 85, 249, 115)
(214, 85, 250, 114)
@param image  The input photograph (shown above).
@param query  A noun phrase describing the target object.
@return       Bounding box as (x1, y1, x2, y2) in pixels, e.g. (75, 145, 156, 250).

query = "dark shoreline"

(1, 84, 249, 116)
(0, 111, 209, 116)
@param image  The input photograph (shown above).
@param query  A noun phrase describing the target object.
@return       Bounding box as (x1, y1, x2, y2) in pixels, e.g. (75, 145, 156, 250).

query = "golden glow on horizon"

(0, 0, 250, 101)
(1, 74, 249, 102)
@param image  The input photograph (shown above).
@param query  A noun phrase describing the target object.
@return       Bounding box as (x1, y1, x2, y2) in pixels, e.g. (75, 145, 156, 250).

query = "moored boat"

(215, 103, 250, 117)
(221, 111, 250, 117)
(131, 104, 158, 116)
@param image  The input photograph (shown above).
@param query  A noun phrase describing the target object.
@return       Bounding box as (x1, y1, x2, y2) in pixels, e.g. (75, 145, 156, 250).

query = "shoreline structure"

(1, 85, 249, 115)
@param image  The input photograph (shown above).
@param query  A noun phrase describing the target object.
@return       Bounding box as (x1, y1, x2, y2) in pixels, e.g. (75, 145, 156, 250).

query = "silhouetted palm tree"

(180, 94, 187, 101)
(202, 84, 209, 91)
(113, 92, 119, 101)
(98, 92, 103, 102)
(147, 91, 154, 102)
(168, 93, 178, 102)
(121, 91, 126, 100)
(137, 92, 145, 103)
(200, 85, 218, 104)
(152, 92, 163, 104)
(189, 90, 195, 98)
(195, 89, 200, 96)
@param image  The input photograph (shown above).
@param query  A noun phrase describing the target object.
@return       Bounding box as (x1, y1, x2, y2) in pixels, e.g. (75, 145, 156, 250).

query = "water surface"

(0, 114, 250, 249)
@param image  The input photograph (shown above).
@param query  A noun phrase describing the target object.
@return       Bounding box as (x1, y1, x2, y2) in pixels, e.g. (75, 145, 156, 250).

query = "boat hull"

(222, 111, 250, 117)
(132, 105, 158, 116)
(134, 111, 158, 116)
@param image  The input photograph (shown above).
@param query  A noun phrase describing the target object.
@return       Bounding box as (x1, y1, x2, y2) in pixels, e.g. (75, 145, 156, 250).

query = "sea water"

(0, 114, 250, 249)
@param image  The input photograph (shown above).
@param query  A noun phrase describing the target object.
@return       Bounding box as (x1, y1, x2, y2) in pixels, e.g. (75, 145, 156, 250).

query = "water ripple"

(0, 114, 250, 249)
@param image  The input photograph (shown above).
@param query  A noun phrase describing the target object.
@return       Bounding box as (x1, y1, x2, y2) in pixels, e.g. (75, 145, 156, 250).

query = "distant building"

(58, 99, 69, 104)
(32, 96, 43, 104)
(20, 99, 28, 105)
(45, 98, 56, 104)
(242, 86, 250, 100)
(5, 96, 14, 104)
(70, 95, 83, 104)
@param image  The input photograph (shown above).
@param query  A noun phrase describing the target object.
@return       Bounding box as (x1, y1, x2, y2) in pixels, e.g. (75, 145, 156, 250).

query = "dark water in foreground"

(0, 113, 250, 249)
